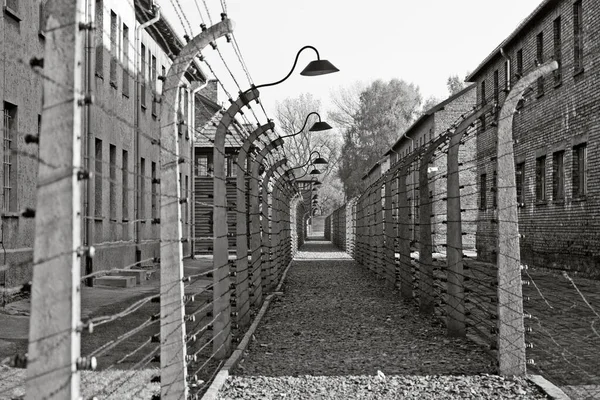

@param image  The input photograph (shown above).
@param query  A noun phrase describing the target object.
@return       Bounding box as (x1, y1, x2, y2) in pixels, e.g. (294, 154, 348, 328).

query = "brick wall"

(471, 0, 600, 277)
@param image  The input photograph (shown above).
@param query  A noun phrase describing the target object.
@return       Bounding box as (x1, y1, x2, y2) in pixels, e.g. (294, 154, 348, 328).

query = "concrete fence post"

(26, 1, 86, 398)
(446, 105, 492, 337)
(234, 122, 273, 329)
(212, 88, 258, 360)
(495, 60, 558, 375)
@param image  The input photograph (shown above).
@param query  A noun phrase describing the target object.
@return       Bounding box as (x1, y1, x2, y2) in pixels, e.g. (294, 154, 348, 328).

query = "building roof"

(135, 0, 206, 82)
(194, 95, 247, 148)
(384, 83, 475, 156)
(465, 0, 555, 81)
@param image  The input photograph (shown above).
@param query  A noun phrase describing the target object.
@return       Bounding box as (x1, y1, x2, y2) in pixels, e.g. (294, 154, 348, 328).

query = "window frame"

(573, 0, 584, 75)
(553, 15, 562, 86)
(516, 162, 525, 207)
(535, 155, 547, 203)
(3, 102, 18, 213)
(552, 150, 565, 201)
(572, 143, 587, 198)
(479, 173, 487, 210)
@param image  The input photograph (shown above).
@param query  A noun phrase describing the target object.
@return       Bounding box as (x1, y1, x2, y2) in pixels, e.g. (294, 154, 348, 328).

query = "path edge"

(527, 374, 571, 400)
(201, 260, 294, 400)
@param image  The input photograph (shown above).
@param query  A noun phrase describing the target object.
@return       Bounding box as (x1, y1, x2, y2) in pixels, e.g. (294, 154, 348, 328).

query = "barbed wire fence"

(0, 0, 311, 399)
(327, 60, 600, 399)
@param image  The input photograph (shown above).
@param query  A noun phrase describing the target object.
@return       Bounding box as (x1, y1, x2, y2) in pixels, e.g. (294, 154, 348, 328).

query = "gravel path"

(217, 241, 549, 399)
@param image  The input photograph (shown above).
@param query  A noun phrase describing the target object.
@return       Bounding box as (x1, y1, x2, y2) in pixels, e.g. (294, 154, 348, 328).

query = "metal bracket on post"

(496, 60, 558, 376)
(159, 18, 234, 399)
(26, 1, 86, 398)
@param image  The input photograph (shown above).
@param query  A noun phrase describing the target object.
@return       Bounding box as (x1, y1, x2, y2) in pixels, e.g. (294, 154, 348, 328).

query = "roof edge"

(466, 0, 555, 81)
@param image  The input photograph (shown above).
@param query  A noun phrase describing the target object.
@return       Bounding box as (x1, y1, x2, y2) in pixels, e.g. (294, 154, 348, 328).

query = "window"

(109, 145, 117, 219)
(95, 0, 103, 76)
(110, 10, 117, 86)
(480, 80, 487, 105)
(504, 58, 510, 92)
(140, 157, 146, 220)
(492, 170, 497, 208)
(140, 44, 146, 108)
(480, 80, 486, 130)
(553, 16, 562, 85)
(95, 138, 103, 216)
(479, 173, 487, 210)
(573, 0, 583, 74)
(516, 162, 525, 206)
(197, 155, 208, 176)
(122, 23, 129, 96)
(493, 70, 499, 104)
(552, 151, 564, 201)
(122, 150, 129, 221)
(516, 48, 523, 79)
(226, 154, 237, 177)
(537, 32, 544, 96)
(572, 143, 587, 197)
(151, 161, 157, 219)
(3, 102, 17, 212)
(151, 55, 157, 88)
(535, 155, 546, 202)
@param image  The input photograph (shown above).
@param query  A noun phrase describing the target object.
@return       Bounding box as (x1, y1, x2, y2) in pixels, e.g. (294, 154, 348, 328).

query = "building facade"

(1, 0, 202, 290)
(383, 85, 477, 252)
(468, 0, 600, 276)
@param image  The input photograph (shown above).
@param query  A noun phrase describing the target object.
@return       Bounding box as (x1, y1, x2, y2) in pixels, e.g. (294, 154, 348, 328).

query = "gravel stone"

(217, 241, 550, 399)
(217, 375, 548, 399)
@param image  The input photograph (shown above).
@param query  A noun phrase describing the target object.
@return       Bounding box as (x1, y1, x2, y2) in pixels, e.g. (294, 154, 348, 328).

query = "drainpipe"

(189, 80, 209, 258)
(134, 4, 160, 263)
(500, 47, 511, 92)
(83, 0, 95, 285)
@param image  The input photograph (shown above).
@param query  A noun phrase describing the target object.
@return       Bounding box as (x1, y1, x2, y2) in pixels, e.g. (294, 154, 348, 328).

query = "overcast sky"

(160, 0, 543, 119)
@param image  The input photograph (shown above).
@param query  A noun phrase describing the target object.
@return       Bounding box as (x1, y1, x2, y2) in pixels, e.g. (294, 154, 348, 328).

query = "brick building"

(1, 0, 204, 289)
(468, 0, 600, 276)
(362, 85, 476, 251)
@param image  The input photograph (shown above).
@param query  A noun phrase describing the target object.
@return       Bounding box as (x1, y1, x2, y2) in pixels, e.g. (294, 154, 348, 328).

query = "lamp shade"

(309, 121, 332, 132)
(300, 59, 339, 76)
(309, 169, 321, 175)
(312, 157, 328, 165)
